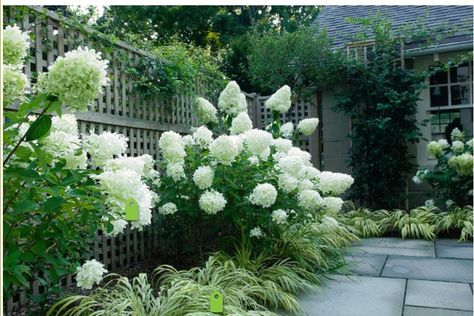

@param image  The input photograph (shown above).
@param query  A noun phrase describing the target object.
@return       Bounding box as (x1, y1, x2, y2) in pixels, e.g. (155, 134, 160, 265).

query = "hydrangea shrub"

(413, 128, 473, 207)
(155, 80, 354, 256)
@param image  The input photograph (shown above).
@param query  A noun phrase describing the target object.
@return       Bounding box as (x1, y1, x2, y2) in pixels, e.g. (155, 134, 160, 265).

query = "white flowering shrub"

(413, 128, 473, 207)
(3, 25, 157, 303)
(154, 81, 354, 254)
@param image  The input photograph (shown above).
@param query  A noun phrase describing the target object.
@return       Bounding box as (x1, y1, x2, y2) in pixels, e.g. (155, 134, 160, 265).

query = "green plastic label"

(209, 289, 223, 313)
(125, 198, 139, 221)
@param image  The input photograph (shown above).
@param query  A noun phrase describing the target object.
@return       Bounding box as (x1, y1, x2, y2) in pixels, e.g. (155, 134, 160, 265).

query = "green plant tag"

(125, 198, 139, 221)
(209, 289, 223, 313)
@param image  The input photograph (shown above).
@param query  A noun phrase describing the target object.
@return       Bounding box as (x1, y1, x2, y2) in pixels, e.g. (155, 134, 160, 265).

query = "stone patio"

(299, 237, 473, 316)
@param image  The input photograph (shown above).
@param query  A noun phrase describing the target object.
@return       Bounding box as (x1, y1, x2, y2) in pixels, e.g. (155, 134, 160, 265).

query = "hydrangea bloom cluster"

(297, 118, 319, 136)
(249, 183, 277, 208)
(318, 171, 354, 196)
(84, 132, 128, 167)
(75, 259, 108, 290)
(195, 97, 218, 124)
(3, 25, 30, 66)
(249, 227, 264, 238)
(322, 197, 344, 213)
(38, 47, 108, 111)
(193, 126, 213, 147)
(449, 153, 473, 176)
(264, 85, 291, 113)
(193, 166, 214, 189)
(159, 202, 178, 215)
(243, 129, 273, 157)
(217, 81, 247, 116)
(230, 112, 253, 135)
(297, 190, 323, 211)
(280, 122, 294, 139)
(209, 135, 239, 165)
(271, 209, 288, 224)
(199, 190, 227, 214)
(3, 65, 29, 106)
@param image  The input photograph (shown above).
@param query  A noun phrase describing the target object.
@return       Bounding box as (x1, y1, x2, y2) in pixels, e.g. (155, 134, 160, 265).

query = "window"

(428, 61, 473, 140)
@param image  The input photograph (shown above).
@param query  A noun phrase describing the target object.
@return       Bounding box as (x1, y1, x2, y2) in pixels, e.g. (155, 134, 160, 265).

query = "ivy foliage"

(334, 16, 427, 209)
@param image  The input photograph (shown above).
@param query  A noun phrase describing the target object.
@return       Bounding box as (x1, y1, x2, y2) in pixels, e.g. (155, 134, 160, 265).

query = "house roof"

(314, 6, 473, 49)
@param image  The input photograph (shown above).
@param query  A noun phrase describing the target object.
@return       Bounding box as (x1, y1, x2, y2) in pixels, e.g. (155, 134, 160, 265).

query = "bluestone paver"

(382, 256, 473, 283)
(298, 275, 405, 316)
(344, 254, 387, 276)
(436, 239, 473, 247)
(436, 245, 473, 259)
(349, 245, 435, 257)
(404, 306, 473, 316)
(360, 237, 434, 249)
(405, 279, 473, 311)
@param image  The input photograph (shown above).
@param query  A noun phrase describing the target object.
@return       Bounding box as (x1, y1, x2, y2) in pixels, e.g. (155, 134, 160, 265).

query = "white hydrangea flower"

(438, 139, 449, 149)
(229, 135, 244, 155)
(451, 128, 464, 141)
(445, 199, 455, 208)
(318, 171, 354, 196)
(3, 25, 30, 66)
(280, 122, 294, 139)
(297, 189, 323, 211)
(320, 215, 339, 231)
(104, 156, 152, 177)
(249, 183, 277, 208)
(193, 166, 214, 189)
(272, 138, 292, 153)
(39, 47, 108, 111)
(75, 259, 108, 290)
(451, 140, 464, 154)
(466, 138, 473, 149)
(278, 173, 299, 193)
(107, 219, 128, 236)
(277, 155, 304, 178)
(322, 197, 344, 213)
(297, 118, 319, 136)
(166, 163, 185, 182)
(249, 227, 264, 239)
(93, 169, 153, 231)
(3, 65, 29, 106)
(303, 166, 321, 180)
(230, 112, 253, 135)
(243, 129, 273, 157)
(424, 199, 435, 208)
(272, 209, 288, 225)
(265, 85, 291, 113)
(193, 126, 213, 147)
(287, 147, 311, 166)
(195, 97, 218, 124)
(199, 190, 227, 214)
(84, 132, 128, 167)
(159, 202, 178, 215)
(427, 141, 443, 158)
(218, 81, 247, 116)
(159, 131, 186, 163)
(248, 156, 260, 165)
(209, 135, 239, 165)
(448, 153, 473, 176)
(182, 135, 195, 147)
(298, 179, 315, 191)
(52, 114, 78, 134)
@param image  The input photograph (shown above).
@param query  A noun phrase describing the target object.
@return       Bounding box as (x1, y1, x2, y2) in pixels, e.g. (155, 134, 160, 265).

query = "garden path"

(298, 237, 473, 316)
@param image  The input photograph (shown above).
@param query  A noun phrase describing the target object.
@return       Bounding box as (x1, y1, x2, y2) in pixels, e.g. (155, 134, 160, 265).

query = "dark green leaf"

(24, 115, 52, 141)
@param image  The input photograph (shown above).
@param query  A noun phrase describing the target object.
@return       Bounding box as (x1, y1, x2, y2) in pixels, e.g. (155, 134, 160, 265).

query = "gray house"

(314, 5, 473, 207)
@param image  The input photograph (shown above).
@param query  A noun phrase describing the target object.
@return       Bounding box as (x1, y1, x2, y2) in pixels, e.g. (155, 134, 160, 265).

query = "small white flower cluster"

(42, 114, 87, 169)
(193, 166, 214, 189)
(451, 128, 464, 142)
(195, 97, 218, 124)
(318, 171, 354, 196)
(297, 189, 323, 211)
(322, 197, 344, 213)
(448, 153, 473, 176)
(265, 85, 292, 113)
(280, 122, 294, 139)
(159, 131, 188, 182)
(271, 209, 289, 224)
(297, 118, 319, 136)
(209, 135, 239, 165)
(249, 183, 277, 208)
(199, 190, 227, 214)
(38, 47, 108, 112)
(75, 259, 108, 290)
(3, 65, 29, 106)
(217, 81, 247, 116)
(84, 132, 128, 167)
(249, 226, 264, 238)
(427, 140, 444, 158)
(3, 25, 30, 66)
(243, 129, 273, 158)
(230, 112, 253, 135)
(159, 202, 178, 215)
(193, 126, 213, 148)
(272, 138, 292, 153)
